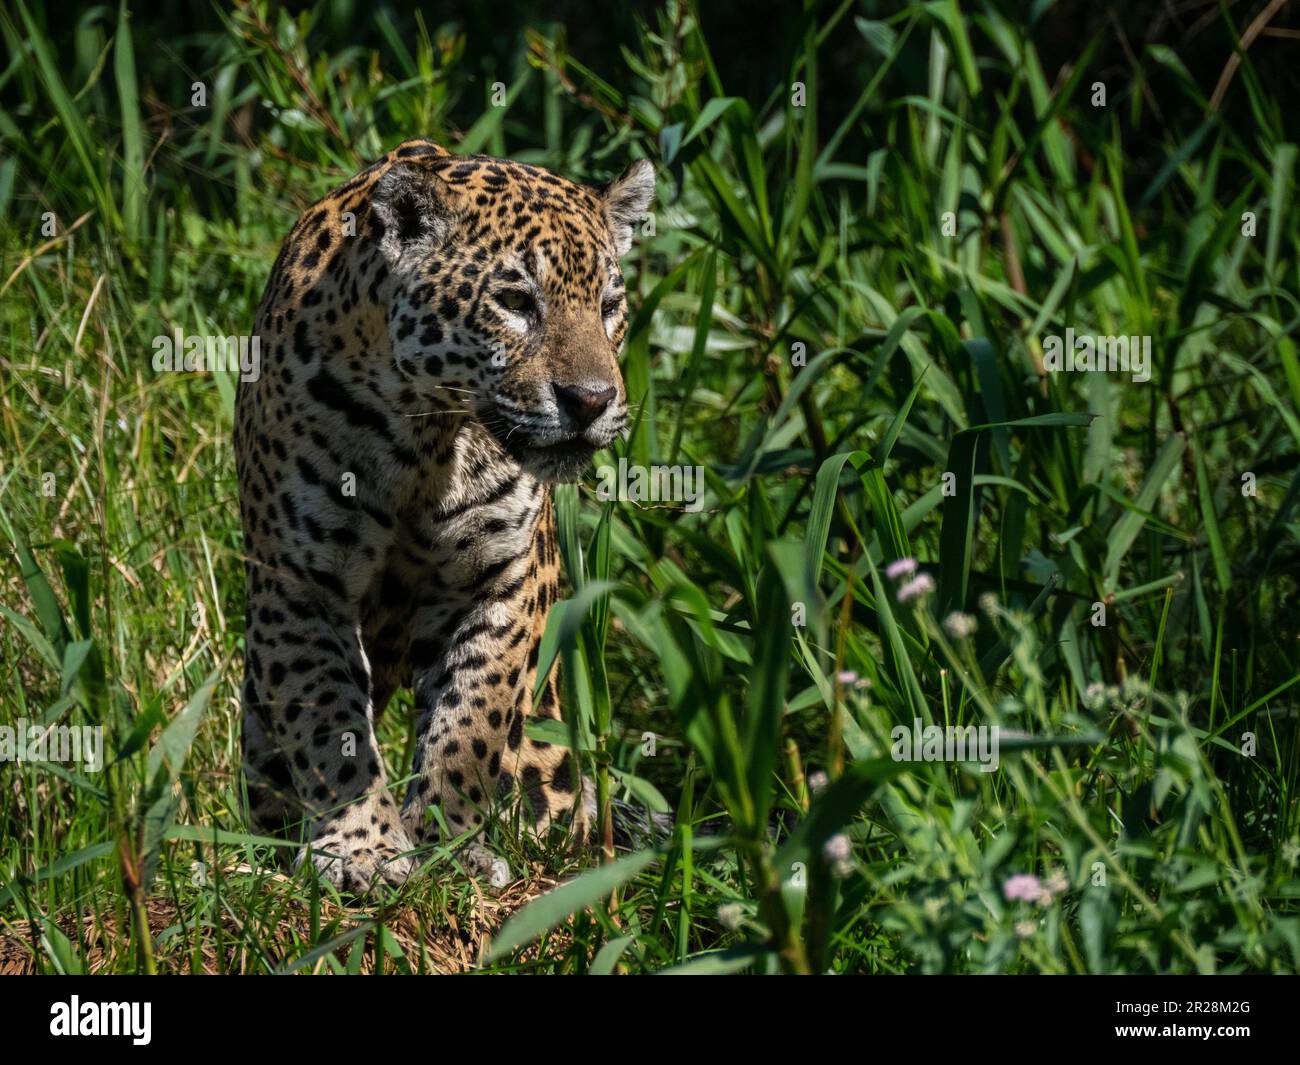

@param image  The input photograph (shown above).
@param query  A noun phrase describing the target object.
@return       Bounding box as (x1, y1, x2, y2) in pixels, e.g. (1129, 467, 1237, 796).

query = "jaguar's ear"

(601, 159, 655, 257)
(370, 162, 460, 262)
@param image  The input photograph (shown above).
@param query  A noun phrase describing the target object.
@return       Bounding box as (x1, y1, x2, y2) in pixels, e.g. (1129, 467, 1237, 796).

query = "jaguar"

(235, 138, 654, 893)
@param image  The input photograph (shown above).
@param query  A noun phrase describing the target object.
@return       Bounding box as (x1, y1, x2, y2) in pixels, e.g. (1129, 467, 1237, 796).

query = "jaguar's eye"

(601, 297, 622, 318)
(500, 290, 535, 314)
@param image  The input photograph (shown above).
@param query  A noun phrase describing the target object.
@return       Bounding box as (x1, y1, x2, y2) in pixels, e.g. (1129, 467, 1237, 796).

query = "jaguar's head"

(372, 151, 654, 482)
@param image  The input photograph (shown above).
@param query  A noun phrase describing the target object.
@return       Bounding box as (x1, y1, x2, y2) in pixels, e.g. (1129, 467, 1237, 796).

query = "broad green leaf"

(488, 849, 657, 961)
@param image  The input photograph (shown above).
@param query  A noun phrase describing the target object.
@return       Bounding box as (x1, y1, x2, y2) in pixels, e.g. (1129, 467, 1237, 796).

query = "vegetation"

(1, 0, 1298, 974)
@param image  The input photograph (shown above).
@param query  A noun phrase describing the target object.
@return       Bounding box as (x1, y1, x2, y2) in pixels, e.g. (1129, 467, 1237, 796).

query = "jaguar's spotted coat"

(235, 139, 654, 893)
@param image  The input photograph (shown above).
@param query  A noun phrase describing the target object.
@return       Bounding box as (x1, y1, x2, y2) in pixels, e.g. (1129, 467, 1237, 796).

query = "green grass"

(1, 0, 1298, 974)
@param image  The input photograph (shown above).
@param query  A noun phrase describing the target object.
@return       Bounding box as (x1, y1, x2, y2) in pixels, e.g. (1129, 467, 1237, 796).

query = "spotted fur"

(235, 139, 654, 893)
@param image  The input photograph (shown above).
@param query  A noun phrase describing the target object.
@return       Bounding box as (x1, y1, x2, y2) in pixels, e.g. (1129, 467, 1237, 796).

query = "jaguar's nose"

(553, 382, 616, 429)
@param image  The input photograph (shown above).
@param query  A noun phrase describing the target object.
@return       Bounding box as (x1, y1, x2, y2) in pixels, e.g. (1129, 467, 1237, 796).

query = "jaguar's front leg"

(243, 577, 415, 894)
(401, 588, 584, 885)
